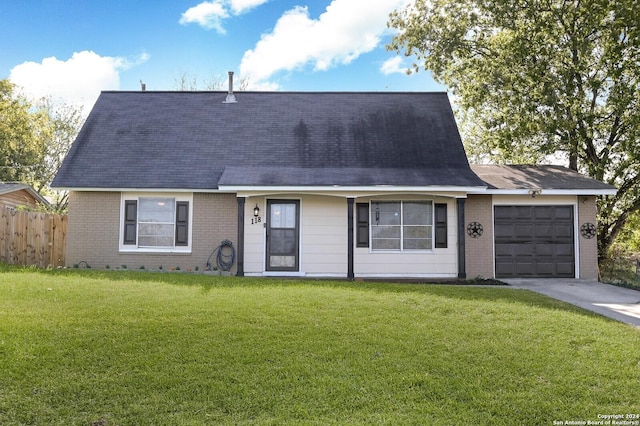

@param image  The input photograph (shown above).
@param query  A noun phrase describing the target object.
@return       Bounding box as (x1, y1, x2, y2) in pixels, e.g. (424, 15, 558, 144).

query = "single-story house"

(0, 182, 49, 210)
(51, 81, 615, 279)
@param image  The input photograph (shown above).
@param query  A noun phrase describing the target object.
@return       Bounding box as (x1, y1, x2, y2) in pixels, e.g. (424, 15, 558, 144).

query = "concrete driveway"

(503, 278, 640, 328)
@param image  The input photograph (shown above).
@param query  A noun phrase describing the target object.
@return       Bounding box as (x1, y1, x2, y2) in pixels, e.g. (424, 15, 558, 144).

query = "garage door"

(494, 205, 575, 278)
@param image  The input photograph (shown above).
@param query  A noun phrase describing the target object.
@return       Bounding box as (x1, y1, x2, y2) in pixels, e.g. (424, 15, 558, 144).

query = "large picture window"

(120, 194, 191, 252)
(371, 201, 433, 251)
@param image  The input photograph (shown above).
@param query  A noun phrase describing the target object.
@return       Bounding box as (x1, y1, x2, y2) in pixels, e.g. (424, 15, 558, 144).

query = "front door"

(266, 200, 300, 271)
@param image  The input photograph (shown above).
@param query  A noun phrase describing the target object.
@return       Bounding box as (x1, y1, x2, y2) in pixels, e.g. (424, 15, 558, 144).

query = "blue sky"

(0, 0, 444, 113)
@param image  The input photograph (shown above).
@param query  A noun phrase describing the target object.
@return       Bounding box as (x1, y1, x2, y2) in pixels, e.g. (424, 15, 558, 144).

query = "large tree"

(0, 79, 39, 184)
(388, 0, 640, 259)
(0, 79, 83, 211)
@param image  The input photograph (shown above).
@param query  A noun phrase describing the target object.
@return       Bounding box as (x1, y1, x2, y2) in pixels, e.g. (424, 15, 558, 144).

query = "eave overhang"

(220, 184, 487, 192)
(52, 187, 220, 193)
(467, 188, 618, 196)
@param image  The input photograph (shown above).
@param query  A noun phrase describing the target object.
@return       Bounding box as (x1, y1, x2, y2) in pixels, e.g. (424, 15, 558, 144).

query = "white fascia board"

(57, 187, 223, 193)
(469, 188, 617, 196)
(220, 185, 488, 194)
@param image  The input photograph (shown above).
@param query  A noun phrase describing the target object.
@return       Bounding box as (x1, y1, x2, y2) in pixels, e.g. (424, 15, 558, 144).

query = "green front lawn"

(1, 266, 639, 425)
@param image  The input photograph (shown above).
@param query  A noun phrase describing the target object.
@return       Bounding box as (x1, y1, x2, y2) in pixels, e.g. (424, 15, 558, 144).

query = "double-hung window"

(120, 194, 191, 252)
(371, 201, 433, 251)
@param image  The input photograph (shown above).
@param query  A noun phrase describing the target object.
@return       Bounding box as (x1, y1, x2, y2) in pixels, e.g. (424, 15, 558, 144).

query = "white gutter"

(52, 186, 616, 197)
(52, 187, 225, 193)
(218, 185, 488, 193)
(467, 188, 617, 196)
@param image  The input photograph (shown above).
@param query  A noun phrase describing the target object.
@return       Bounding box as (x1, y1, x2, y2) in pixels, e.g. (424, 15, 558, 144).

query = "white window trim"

(119, 192, 193, 253)
(370, 200, 434, 253)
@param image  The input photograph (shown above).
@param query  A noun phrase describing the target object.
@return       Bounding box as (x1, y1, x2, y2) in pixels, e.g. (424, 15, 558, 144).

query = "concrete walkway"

(503, 278, 640, 328)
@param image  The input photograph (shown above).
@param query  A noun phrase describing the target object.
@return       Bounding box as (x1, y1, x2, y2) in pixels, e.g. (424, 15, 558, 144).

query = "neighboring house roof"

(0, 183, 49, 208)
(52, 91, 486, 190)
(470, 164, 616, 195)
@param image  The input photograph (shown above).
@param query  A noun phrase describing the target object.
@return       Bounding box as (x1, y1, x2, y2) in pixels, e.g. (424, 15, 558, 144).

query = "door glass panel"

(270, 255, 296, 268)
(269, 229, 296, 255)
(270, 204, 296, 228)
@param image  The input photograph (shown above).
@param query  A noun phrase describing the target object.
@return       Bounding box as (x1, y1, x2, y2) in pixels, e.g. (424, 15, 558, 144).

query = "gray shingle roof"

(52, 91, 485, 190)
(0, 182, 49, 205)
(471, 164, 616, 192)
(0, 182, 30, 195)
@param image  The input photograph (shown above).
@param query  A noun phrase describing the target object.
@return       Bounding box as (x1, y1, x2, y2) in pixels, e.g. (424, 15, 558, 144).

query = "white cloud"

(180, 0, 268, 32)
(9, 51, 147, 113)
(229, 0, 268, 14)
(380, 56, 405, 75)
(179, 1, 229, 33)
(245, 79, 280, 91)
(239, 0, 409, 88)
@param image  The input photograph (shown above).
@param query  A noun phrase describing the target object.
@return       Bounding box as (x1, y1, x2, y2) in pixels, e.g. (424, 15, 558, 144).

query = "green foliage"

(0, 79, 82, 212)
(612, 210, 640, 254)
(0, 80, 40, 185)
(388, 0, 640, 258)
(31, 96, 83, 212)
(603, 209, 640, 286)
(599, 248, 640, 288)
(1, 268, 639, 424)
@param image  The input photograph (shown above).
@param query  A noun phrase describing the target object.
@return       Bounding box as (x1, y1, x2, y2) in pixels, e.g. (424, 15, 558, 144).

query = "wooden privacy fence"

(0, 208, 67, 267)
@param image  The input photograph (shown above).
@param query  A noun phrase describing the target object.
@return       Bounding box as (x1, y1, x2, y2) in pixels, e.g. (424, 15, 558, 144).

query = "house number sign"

(251, 216, 262, 225)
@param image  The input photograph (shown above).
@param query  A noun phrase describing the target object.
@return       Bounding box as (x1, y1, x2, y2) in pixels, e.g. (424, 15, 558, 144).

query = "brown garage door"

(494, 205, 575, 278)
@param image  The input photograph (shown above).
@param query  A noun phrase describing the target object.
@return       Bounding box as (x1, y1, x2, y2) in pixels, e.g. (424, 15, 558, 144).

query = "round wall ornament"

(467, 222, 483, 238)
(580, 222, 597, 239)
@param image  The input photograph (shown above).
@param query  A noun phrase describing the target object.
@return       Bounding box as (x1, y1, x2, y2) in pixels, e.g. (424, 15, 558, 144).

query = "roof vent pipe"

(223, 71, 237, 103)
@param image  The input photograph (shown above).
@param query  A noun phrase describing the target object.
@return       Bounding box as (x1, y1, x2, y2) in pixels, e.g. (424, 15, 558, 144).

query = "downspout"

(236, 197, 245, 276)
(457, 198, 466, 279)
(347, 198, 354, 280)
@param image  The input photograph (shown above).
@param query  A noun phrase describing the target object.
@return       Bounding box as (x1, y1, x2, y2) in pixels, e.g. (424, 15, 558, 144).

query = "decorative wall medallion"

(580, 222, 597, 239)
(467, 222, 483, 238)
